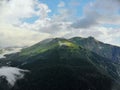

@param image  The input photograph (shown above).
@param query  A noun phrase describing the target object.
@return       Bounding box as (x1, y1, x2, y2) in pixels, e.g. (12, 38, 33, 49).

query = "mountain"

(70, 36, 120, 62)
(0, 37, 120, 90)
(0, 47, 22, 59)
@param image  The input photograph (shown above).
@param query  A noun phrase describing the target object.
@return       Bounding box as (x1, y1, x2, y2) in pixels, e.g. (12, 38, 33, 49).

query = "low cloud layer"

(0, 47, 22, 59)
(0, 66, 29, 86)
(0, 24, 50, 47)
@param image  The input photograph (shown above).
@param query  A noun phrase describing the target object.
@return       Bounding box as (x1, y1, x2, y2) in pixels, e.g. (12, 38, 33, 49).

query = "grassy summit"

(20, 38, 80, 56)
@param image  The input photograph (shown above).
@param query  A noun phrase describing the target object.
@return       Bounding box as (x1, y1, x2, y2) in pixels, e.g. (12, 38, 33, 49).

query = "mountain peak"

(1, 36, 120, 90)
(70, 36, 96, 41)
(69, 37, 83, 40)
(87, 36, 95, 40)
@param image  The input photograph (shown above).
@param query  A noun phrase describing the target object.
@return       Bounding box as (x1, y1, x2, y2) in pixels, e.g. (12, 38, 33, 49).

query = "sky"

(0, 0, 120, 47)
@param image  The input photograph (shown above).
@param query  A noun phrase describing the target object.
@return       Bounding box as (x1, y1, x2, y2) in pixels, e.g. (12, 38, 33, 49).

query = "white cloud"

(0, 24, 50, 47)
(0, 0, 120, 47)
(0, 0, 36, 24)
(58, 1, 65, 7)
(35, 3, 51, 19)
(0, 0, 51, 47)
(0, 66, 29, 86)
(0, 47, 22, 59)
(65, 26, 120, 46)
(0, 0, 51, 24)
(71, 0, 120, 28)
(19, 7, 72, 38)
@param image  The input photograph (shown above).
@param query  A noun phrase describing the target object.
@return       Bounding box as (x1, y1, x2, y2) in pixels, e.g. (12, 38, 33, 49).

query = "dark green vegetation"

(70, 36, 120, 62)
(0, 37, 120, 90)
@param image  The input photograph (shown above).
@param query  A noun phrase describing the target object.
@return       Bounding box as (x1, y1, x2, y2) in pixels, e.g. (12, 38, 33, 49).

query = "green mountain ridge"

(0, 37, 120, 90)
(69, 36, 120, 62)
(19, 38, 80, 56)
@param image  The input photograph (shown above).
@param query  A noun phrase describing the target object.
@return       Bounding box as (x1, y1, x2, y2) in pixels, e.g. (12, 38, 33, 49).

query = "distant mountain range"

(0, 37, 120, 90)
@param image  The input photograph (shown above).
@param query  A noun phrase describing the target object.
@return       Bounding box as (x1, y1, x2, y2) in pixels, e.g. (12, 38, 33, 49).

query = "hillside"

(70, 36, 120, 62)
(0, 37, 120, 90)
